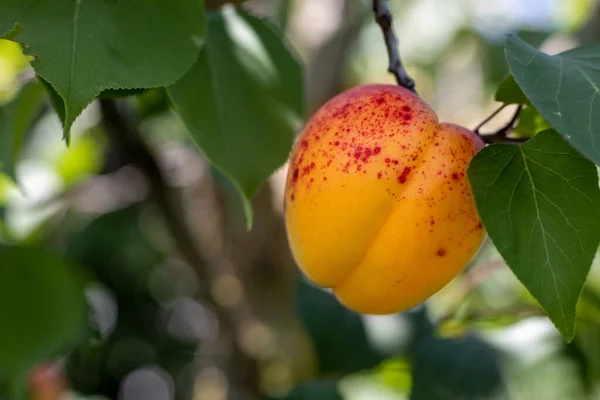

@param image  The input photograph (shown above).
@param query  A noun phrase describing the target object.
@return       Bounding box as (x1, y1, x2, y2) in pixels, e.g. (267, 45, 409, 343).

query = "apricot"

(284, 84, 485, 314)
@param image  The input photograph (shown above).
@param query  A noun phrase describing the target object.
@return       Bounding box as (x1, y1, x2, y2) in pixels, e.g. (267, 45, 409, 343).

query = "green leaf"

(505, 34, 600, 166)
(467, 130, 600, 340)
(410, 335, 504, 400)
(136, 88, 171, 120)
(268, 381, 342, 400)
(481, 30, 551, 86)
(0, 0, 206, 142)
(495, 75, 529, 105)
(514, 106, 552, 138)
(296, 279, 383, 375)
(98, 88, 148, 99)
(0, 245, 87, 374)
(0, 80, 45, 181)
(168, 8, 304, 228)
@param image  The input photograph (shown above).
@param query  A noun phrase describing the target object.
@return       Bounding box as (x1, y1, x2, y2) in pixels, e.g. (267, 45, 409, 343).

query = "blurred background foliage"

(2, 0, 600, 399)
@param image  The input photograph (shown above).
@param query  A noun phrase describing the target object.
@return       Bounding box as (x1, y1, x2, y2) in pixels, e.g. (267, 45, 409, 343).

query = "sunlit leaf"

(168, 8, 304, 228)
(514, 106, 552, 137)
(0, 0, 206, 142)
(0, 80, 45, 181)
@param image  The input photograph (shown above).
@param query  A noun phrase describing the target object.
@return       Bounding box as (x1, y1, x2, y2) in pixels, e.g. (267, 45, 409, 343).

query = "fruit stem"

(372, 0, 416, 93)
(473, 104, 507, 134)
(474, 104, 527, 144)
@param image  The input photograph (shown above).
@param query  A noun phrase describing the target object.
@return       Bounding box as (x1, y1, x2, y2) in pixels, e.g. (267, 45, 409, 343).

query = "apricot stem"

(373, 0, 416, 93)
(474, 104, 528, 144)
(473, 104, 507, 133)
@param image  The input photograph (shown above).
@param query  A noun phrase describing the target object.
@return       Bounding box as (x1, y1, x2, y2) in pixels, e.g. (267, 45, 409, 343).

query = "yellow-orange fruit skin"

(284, 84, 485, 314)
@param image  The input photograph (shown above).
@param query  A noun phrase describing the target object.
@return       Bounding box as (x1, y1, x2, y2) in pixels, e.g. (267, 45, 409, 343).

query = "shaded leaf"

(268, 380, 342, 400)
(495, 75, 529, 105)
(480, 30, 551, 86)
(168, 8, 304, 228)
(410, 334, 504, 400)
(296, 278, 383, 375)
(0, 0, 206, 142)
(0, 80, 45, 181)
(0, 245, 87, 374)
(505, 34, 600, 166)
(468, 130, 600, 340)
(136, 88, 171, 120)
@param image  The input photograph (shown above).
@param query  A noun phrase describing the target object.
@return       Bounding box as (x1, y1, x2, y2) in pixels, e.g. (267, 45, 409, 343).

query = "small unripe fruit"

(284, 84, 485, 314)
(28, 364, 68, 400)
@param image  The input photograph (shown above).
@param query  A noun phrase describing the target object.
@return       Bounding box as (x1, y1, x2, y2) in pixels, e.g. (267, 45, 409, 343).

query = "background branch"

(437, 303, 544, 326)
(372, 0, 416, 92)
(99, 98, 260, 398)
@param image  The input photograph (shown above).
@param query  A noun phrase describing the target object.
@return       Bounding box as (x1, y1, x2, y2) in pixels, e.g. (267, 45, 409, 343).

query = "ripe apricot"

(284, 84, 485, 314)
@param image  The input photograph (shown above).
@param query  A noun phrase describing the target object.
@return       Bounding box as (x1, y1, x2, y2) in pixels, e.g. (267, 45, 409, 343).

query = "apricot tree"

(0, 0, 599, 398)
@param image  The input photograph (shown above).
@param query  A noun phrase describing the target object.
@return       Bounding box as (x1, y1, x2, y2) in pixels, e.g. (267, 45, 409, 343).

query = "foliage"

(0, 0, 206, 142)
(468, 129, 600, 340)
(168, 7, 303, 226)
(0, 246, 86, 376)
(0, 81, 45, 181)
(505, 35, 600, 167)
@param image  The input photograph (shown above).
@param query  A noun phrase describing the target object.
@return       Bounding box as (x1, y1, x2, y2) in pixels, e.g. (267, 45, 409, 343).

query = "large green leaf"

(0, 246, 87, 374)
(505, 34, 600, 166)
(168, 8, 304, 228)
(467, 130, 600, 340)
(0, 0, 206, 142)
(0, 80, 45, 181)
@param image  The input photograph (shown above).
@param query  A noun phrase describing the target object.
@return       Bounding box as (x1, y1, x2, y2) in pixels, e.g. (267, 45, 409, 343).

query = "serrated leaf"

(495, 75, 529, 105)
(0, 0, 206, 142)
(99, 88, 148, 99)
(0, 245, 87, 374)
(168, 8, 304, 229)
(136, 88, 170, 120)
(0, 80, 45, 181)
(505, 34, 600, 166)
(468, 130, 600, 340)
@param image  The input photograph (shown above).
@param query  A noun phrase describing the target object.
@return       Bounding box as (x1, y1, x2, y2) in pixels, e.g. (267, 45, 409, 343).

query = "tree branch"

(99, 99, 205, 272)
(473, 104, 507, 134)
(99, 98, 260, 398)
(437, 303, 544, 326)
(475, 104, 528, 144)
(372, 0, 416, 92)
(371, 0, 528, 145)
